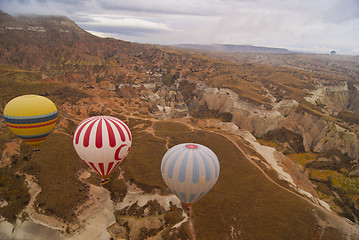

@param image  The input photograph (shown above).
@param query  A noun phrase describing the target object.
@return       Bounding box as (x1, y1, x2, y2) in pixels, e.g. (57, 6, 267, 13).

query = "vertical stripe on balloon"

(172, 189, 180, 200)
(88, 161, 102, 176)
(116, 119, 132, 141)
(179, 150, 189, 182)
(180, 192, 187, 203)
(168, 152, 179, 179)
(201, 152, 212, 182)
(75, 119, 91, 144)
(192, 150, 200, 184)
(96, 119, 103, 148)
(83, 120, 97, 147)
(106, 162, 114, 175)
(202, 150, 219, 179)
(109, 119, 125, 141)
(193, 192, 206, 203)
(104, 119, 116, 147)
(189, 193, 197, 203)
(98, 162, 105, 176)
(161, 145, 183, 173)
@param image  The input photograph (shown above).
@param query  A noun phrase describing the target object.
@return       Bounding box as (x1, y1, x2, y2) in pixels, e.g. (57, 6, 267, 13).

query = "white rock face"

(0, 220, 14, 240)
(0, 200, 8, 208)
(274, 99, 299, 116)
(237, 129, 295, 184)
(66, 170, 115, 240)
(13, 221, 66, 240)
(305, 82, 349, 113)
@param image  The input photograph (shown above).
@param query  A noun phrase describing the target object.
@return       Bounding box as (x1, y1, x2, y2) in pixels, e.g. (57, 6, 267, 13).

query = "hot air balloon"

(161, 143, 220, 213)
(73, 116, 132, 184)
(3, 95, 58, 150)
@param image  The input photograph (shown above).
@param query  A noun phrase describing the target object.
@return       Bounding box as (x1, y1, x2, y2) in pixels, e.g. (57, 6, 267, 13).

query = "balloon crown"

(185, 144, 198, 149)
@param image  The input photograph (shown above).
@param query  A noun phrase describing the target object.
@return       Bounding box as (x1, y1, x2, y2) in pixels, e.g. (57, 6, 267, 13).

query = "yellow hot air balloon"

(3, 95, 58, 150)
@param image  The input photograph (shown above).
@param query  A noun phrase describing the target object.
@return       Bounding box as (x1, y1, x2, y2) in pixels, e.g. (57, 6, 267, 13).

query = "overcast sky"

(1, 0, 358, 55)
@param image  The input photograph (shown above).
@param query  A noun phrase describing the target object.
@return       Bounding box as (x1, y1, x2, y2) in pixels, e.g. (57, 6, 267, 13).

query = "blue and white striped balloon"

(161, 143, 220, 205)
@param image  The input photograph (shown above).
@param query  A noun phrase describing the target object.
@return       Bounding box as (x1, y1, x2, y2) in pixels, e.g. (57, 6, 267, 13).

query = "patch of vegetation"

(315, 182, 333, 196)
(47, 86, 89, 105)
(178, 80, 197, 105)
(261, 127, 305, 153)
(0, 134, 32, 223)
(191, 107, 233, 122)
(160, 222, 191, 240)
(0, 167, 31, 223)
(23, 133, 88, 222)
(96, 76, 105, 83)
(127, 118, 153, 130)
(102, 170, 127, 202)
(64, 119, 79, 136)
(336, 110, 359, 125)
(309, 170, 359, 194)
(162, 73, 177, 87)
(120, 131, 168, 193)
(0, 65, 89, 108)
(333, 194, 359, 222)
(287, 152, 319, 167)
(306, 148, 353, 171)
(321, 227, 347, 240)
(153, 121, 191, 135)
(163, 204, 184, 226)
(308, 168, 359, 222)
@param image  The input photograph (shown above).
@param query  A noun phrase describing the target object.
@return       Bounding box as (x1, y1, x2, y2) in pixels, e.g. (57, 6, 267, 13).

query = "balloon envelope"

(3, 95, 58, 148)
(73, 116, 132, 180)
(161, 143, 220, 205)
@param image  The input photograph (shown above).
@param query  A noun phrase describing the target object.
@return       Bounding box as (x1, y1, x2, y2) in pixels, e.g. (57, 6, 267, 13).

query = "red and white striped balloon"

(73, 116, 132, 181)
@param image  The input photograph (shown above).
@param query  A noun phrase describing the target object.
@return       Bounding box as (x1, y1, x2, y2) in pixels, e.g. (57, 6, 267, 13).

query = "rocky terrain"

(1, 10, 359, 239)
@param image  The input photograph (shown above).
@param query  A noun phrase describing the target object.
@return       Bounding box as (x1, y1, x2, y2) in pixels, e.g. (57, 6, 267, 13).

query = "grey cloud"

(84, 25, 169, 37)
(323, 0, 359, 23)
(97, 0, 226, 16)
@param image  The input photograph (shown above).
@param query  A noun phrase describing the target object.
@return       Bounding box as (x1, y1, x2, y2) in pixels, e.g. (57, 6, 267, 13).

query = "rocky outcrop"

(305, 82, 350, 114)
(130, 71, 359, 164)
(194, 82, 359, 162)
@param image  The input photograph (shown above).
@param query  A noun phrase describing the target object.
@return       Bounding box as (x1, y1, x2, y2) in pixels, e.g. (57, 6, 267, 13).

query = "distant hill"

(0, 10, 144, 70)
(173, 43, 292, 54)
(0, 10, 88, 36)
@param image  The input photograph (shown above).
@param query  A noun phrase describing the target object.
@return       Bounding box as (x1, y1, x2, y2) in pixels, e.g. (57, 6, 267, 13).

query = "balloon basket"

(183, 204, 191, 214)
(32, 148, 40, 152)
(101, 178, 109, 185)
